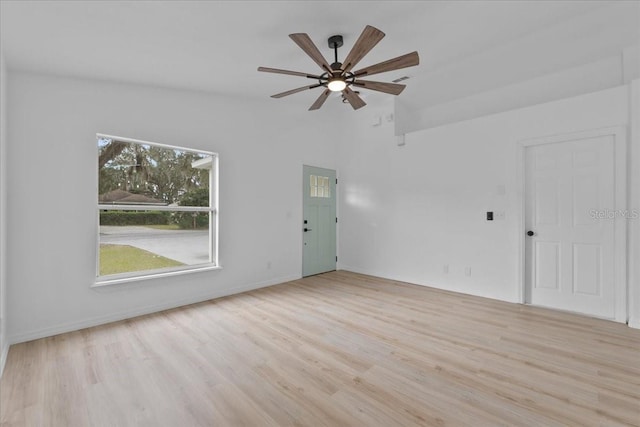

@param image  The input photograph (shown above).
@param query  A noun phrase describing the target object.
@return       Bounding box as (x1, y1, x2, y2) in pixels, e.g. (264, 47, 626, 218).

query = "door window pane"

(310, 174, 330, 198)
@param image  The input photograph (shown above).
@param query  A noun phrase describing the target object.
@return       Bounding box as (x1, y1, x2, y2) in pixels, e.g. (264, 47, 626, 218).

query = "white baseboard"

(339, 265, 520, 304)
(338, 264, 384, 278)
(11, 268, 635, 346)
(0, 342, 9, 378)
(9, 274, 300, 345)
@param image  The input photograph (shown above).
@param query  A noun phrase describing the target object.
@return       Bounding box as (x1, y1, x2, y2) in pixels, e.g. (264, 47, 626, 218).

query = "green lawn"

(99, 244, 183, 275)
(143, 224, 182, 230)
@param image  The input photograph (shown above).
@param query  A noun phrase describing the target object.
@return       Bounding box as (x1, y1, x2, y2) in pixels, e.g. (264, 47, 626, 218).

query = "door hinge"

(336, 178, 338, 184)
(336, 217, 338, 223)
(336, 256, 338, 262)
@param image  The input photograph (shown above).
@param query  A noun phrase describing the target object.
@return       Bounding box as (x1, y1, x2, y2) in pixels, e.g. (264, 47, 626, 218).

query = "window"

(310, 175, 330, 198)
(96, 134, 218, 283)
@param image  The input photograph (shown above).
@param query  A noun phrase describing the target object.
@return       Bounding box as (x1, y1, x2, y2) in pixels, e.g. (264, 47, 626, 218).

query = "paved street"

(100, 226, 210, 265)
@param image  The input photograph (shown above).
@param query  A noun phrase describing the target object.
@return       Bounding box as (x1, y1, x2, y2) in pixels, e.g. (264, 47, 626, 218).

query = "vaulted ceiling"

(1, 1, 637, 111)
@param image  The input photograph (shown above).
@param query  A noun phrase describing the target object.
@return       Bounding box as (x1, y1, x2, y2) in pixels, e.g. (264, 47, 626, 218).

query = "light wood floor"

(1, 271, 639, 426)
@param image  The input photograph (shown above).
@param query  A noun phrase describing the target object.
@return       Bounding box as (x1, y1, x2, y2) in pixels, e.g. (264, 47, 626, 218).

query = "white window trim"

(95, 133, 220, 286)
(93, 265, 222, 288)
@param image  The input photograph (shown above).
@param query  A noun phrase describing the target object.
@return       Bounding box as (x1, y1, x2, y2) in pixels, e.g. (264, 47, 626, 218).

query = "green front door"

(303, 165, 337, 277)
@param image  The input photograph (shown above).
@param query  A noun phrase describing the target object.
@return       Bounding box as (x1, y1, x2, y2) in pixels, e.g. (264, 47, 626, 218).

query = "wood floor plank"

(1, 271, 639, 426)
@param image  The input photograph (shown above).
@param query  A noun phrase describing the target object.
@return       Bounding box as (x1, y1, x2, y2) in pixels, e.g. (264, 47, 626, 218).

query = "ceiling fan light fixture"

(327, 78, 346, 92)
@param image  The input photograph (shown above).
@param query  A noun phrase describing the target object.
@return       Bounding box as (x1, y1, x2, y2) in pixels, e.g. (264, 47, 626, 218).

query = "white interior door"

(525, 132, 624, 320)
(303, 165, 336, 277)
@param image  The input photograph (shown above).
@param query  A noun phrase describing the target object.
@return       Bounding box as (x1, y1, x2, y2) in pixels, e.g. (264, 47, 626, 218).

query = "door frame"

(302, 164, 338, 277)
(516, 126, 628, 322)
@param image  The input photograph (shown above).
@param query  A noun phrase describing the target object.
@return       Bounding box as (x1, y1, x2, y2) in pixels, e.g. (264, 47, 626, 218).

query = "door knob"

(527, 230, 535, 236)
(304, 228, 312, 232)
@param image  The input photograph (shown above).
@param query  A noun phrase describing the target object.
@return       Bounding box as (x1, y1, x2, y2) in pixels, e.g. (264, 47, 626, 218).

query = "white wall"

(6, 71, 344, 343)
(5, 72, 638, 345)
(397, 49, 639, 135)
(338, 86, 634, 315)
(0, 50, 8, 372)
(395, 1, 639, 134)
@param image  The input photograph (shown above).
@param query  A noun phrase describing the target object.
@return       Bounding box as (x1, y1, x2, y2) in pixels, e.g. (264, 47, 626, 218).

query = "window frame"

(94, 133, 220, 286)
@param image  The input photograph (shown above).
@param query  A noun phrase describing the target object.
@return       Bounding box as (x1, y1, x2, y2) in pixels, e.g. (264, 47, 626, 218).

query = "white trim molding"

(0, 341, 9, 378)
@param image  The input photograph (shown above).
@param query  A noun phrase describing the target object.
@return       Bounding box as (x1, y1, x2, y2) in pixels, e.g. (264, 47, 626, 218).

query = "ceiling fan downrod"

(328, 35, 343, 71)
(323, 35, 352, 92)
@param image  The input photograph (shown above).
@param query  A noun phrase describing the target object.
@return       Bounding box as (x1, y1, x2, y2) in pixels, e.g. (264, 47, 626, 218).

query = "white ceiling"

(1, 1, 637, 109)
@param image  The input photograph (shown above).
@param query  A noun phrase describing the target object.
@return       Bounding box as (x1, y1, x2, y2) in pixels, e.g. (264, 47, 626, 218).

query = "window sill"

(93, 264, 222, 288)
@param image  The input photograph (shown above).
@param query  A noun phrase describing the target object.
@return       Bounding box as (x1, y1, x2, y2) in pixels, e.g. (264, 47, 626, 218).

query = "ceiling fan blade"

(271, 84, 320, 98)
(258, 67, 321, 79)
(352, 80, 406, 95)
(353, 51, 419, 77)
(289, 33, 333, 73)
(341, 25, 385, 73)
(309, 89, 331, 111)
(342, 86, 366, 110)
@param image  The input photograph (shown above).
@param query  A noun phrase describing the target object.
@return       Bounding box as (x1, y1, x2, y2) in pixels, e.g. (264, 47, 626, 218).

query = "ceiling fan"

(258, 25, 419, 111)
